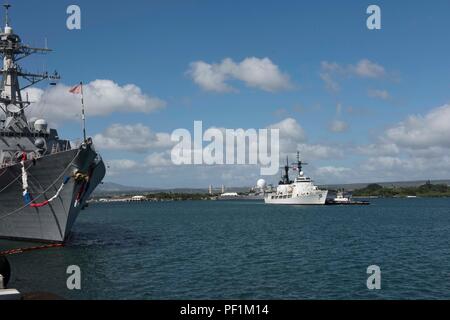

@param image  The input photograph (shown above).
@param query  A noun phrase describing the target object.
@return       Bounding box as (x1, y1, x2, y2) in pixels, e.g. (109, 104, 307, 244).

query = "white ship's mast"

(293, 151, 308, 178)
(0, 4, 59, 130)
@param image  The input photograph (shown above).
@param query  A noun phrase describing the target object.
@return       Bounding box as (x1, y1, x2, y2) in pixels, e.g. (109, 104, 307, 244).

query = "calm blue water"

(2, 198, 450, 300)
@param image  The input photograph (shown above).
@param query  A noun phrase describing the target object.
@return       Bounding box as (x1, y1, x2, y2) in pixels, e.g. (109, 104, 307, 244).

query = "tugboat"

(265, 152, 328, 205)
(331, 190, 352, 204)
(0, 5, 106, 242)
(326, 190, 370, 206)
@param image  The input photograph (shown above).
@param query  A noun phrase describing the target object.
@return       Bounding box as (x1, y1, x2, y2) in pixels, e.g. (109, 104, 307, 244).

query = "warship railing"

(0, 131, 50, 138)
(0, 141, 75, 169)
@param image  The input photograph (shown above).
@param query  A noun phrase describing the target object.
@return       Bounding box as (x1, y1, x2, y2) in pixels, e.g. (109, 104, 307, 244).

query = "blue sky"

(8, 0, 450, 187)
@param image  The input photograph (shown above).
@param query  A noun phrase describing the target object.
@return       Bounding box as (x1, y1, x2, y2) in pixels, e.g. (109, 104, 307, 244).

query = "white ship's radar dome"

(257, 179, 267, 189)
(34, 119, 48, 133)
(300, 171, 304, 177)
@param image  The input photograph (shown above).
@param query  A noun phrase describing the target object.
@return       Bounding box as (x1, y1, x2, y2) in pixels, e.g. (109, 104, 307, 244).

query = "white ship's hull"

(264, 190, 328, 205)
(0, 146, 105, 243)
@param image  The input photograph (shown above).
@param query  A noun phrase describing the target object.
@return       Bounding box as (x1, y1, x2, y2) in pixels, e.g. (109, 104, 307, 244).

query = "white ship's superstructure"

(0, 5, 105, 242)
(265, 153, 328, 205)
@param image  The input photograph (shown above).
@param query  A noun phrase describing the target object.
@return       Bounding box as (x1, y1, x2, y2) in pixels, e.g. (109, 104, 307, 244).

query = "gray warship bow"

(0, 5, 106, 243)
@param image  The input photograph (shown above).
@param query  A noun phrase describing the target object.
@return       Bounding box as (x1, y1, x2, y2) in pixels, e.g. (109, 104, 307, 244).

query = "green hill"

(353, 181, 450, 198)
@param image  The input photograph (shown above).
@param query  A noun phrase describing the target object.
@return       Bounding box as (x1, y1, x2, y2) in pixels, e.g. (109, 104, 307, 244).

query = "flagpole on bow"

(69, 82, 87, 143)
(80, 81, 87, 143)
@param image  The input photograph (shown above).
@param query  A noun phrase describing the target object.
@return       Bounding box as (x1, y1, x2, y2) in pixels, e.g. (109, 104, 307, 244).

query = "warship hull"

(0, 146, 105, 243)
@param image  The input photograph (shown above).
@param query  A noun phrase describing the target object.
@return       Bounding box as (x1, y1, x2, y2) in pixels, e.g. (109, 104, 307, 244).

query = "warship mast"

(0, 3, 59, 132)
(293, 151, 308, 177)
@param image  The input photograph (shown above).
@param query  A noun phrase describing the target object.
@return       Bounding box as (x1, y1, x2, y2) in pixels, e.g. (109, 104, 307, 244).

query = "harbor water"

(2, 198, 450, 300)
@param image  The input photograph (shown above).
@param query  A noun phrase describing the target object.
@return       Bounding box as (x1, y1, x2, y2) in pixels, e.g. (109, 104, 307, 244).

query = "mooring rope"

(0, 167, 9, 178)
(0, 244, 64, 256)
(21, 152, 72, 208)
(0, 150, 81, 221)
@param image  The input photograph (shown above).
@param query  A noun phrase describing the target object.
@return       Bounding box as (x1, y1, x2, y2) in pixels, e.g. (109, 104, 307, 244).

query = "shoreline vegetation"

(352, 181, 450, 198)
(91, 193, 218, 203)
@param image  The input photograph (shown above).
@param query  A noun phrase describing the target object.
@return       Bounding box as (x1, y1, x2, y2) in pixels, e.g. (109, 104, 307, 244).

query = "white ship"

(264, 152, 328, 205)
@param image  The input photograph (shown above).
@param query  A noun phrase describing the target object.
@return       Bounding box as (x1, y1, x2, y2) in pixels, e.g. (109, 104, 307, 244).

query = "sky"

(6, 0, 450, 188)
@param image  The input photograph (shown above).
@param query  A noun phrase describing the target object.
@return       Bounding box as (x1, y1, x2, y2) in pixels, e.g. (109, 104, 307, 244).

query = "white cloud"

(145, 152, 173, 167)
(368, 89, 390, 100)
(110, 159, 140, 170)
(321, 61, 343, 73)
(319, 61, 343, 92)
(106, 153, 174, 177)
(267, 104, 450, 183)
(358, 155, 450, 181)
(320, 59, 387, 92)
(187, 61, 233, 93)
(98, 107, 449, 186)
(268, 117, 306, 141)
(336, 103, 343, 115)
(403, 146, 450, 159)
(107, 159, 140, 176)
(355, 104, 450, 181)
(315, 166, 351, 178)
(265, 118, 343, 163)
(385, 104, 450, 149)
(93, 123, 173, 153)
(329, 120, 349, 133)
(361, 156, 404, 172)
(350, 59, 386, 78)
(356, 142, 400, 157)
(319, 72, 340, 92)
(267, 117, 306, 155)
(297, 143, 344, 160)
(25, 80, 166, 123)
(188, 57, 292, 93)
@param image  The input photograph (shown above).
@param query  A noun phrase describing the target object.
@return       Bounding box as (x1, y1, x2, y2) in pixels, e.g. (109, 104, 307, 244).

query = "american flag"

(69, 83, 83, 94)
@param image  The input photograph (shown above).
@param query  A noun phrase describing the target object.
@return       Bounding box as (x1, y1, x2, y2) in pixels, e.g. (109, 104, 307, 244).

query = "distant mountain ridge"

(95, 182, 150, 194)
